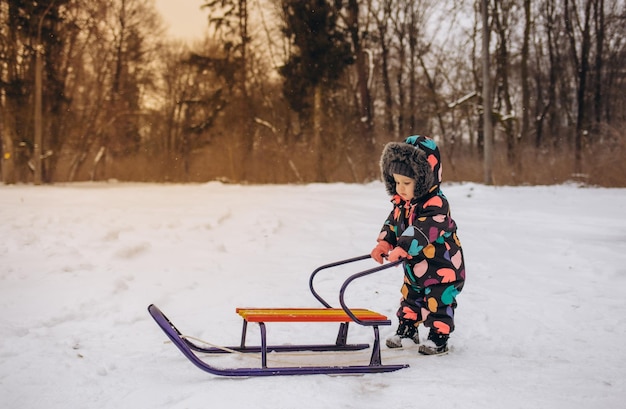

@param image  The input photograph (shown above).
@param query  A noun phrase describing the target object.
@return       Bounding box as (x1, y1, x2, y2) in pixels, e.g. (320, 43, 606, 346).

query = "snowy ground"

(1, 181, 625, 408)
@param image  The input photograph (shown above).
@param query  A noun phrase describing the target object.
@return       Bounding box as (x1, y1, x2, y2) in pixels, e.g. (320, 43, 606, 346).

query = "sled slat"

(236, 308, 388, 323)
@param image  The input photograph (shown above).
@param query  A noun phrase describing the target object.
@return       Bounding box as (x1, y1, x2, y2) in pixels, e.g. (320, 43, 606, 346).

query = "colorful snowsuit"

(377, 136, 465, 335)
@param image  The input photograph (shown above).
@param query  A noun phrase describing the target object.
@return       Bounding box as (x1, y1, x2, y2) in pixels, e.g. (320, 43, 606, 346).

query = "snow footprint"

(114, 242, 151, 259)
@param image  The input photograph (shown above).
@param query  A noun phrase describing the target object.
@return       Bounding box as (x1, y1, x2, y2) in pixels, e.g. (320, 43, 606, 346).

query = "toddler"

(370, 135, 466, 355)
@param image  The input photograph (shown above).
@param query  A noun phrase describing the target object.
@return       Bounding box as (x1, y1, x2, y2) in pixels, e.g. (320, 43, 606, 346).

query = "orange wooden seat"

(236, 308, 388, 323)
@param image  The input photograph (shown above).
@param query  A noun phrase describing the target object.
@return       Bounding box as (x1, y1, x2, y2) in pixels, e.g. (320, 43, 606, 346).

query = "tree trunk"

(546, 0, 560, 149)
(396, 37, 406, 137)
(34, 45, 43, 185)
(482, 0, 494, 185)
(565, 0, 593, 174)
(592, 0, 604, 125)
(575, 0, 592, 175)
(408, 4, 417, 133)
(347, 0, 374, 137)
(521, 0, 531, 152)
(4, 0, 22, 184)
(1, 113, 17, 185)
(313, 84, 324, 182)
(493, 0, 517, 167)
(375, 6, 394, 135)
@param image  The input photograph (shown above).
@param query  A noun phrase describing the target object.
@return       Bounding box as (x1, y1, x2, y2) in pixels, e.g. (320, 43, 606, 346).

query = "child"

(370, 135, 465, 355)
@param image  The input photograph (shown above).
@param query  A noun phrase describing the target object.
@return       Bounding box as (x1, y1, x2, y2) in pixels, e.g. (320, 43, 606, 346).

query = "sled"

(148, 254, 410, 377)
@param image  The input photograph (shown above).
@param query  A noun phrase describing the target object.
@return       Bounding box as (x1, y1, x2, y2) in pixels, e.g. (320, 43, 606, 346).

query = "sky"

(154, 0, 208, 42)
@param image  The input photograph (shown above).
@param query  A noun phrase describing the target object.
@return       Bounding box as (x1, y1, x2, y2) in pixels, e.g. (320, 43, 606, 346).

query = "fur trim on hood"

(380, 135, 442, 199)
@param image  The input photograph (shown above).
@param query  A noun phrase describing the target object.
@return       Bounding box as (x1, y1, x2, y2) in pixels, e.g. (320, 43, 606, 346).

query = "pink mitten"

(388, 246, 411, 262)
(370, 241, 393, 264)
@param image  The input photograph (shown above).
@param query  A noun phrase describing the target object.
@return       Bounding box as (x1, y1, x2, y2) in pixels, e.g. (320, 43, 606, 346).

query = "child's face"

(393, 173, 416, 202)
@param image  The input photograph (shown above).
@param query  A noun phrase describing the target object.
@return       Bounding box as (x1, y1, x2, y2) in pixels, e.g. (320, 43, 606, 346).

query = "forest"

(1, 0, 624, 186)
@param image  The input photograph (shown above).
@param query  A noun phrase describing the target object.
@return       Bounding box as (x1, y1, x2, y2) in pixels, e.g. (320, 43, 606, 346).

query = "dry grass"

(445, 140, 625, 187)
(50, 137, 625, 187)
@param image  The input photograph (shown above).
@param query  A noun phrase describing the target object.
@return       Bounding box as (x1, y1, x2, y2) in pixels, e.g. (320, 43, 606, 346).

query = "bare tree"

(345, 0, 374, 137)
(368, 0, 395, 135)
(520, 0, 531, 153)
(391, 1, 409, 137)
(492, 0, 518, 167)
(0, 0, 18, 184)
(564, 0, 593, 174)
(482, 0, 494, 185)
(62, 0, 163, 181)
(0, 0, 70, 184)
(2, 0, 624, 185)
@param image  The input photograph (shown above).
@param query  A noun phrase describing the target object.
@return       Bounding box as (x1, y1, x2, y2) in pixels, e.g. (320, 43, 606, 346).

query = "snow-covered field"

(1, 181, 625, 408)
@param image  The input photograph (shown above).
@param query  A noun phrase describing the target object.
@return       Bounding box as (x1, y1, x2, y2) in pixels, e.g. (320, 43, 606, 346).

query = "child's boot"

(418, 331, 449, 355)
(385, 321, 420, 348)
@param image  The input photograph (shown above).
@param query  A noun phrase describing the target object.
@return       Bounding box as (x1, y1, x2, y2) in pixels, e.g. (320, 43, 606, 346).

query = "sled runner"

(148, 254, 410, 377)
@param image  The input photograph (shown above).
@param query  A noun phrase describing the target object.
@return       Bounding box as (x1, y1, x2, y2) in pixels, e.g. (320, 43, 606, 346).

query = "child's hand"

(370, 241, 393, 264)
(388, 246, 411, 262)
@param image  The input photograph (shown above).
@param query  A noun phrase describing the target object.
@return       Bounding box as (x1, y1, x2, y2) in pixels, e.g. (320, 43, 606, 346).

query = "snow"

(1, 181, 625, 408)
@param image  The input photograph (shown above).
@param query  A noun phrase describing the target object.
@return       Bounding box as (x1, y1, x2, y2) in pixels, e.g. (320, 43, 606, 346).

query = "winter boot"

(386, 321, 420, 349)
(418, 332, 449, 355)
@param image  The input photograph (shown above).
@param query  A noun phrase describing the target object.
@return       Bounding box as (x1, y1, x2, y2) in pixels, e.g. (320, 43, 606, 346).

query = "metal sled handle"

(308, 254, 403, 321)
(338, 258, 403, 326)
(308, 254, 372, 308)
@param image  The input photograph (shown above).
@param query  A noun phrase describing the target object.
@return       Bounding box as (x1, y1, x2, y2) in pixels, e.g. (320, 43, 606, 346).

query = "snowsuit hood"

(380, 135, 442, 199)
